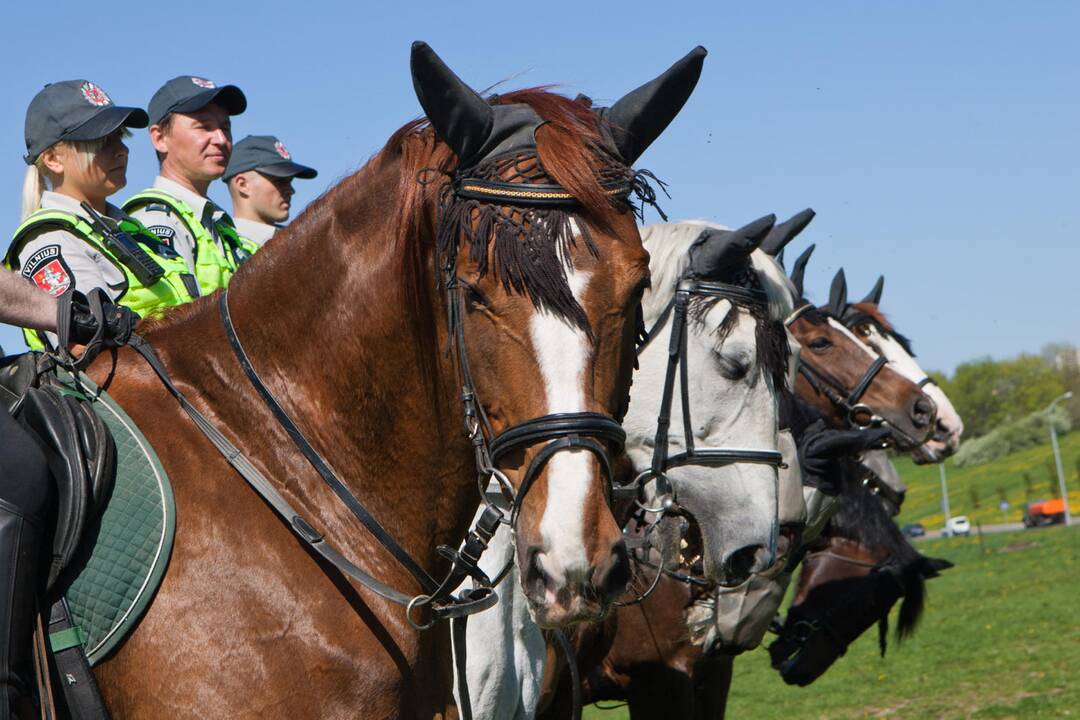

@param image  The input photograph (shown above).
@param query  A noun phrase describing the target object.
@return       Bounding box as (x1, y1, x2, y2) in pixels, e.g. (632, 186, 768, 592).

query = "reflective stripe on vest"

(122, 189, 249, 294)
(5, 209, 196, 350)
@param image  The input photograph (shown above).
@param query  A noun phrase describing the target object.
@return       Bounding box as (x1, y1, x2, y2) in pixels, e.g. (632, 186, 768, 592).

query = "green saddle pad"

(54, 370, 176, 665)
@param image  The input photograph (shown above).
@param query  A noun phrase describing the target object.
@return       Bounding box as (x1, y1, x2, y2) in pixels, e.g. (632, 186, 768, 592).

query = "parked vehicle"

(901, 522, 926, 538)
(1023, 499, 1067, 528)
(946, 515, 971, 537)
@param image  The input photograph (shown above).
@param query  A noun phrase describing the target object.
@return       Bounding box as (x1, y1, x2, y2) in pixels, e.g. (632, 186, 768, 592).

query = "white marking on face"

(826, 317, 878, 359)
(531, 268, 593, 586)
(865, 325, 964, 442)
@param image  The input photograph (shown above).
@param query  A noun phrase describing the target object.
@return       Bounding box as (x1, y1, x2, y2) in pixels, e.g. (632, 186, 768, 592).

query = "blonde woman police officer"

(124, 76, 249, 293)
(224, 135, 317, 249)
(6, 80, 198, 350)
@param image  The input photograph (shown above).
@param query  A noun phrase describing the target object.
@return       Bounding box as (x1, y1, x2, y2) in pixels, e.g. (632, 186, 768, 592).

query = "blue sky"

(1, 0, 1076, 374)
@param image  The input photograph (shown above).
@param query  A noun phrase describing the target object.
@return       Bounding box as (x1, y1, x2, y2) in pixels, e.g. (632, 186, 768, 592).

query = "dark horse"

(82, 43, 705, 718)
(767, 474, 953, 686)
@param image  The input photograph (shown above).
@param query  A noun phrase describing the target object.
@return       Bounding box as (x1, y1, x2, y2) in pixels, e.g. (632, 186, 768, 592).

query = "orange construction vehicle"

(1023, 498, 1067, 527)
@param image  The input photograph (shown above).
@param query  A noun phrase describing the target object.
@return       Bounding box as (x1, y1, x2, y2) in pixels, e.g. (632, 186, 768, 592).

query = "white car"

(946, 515, 971, 537)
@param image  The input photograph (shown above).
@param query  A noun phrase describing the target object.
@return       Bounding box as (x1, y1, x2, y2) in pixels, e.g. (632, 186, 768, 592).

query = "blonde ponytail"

(21, 162, 47, 221)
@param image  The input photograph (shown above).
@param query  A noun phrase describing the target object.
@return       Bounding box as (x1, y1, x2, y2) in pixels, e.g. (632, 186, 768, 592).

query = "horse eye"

(808, 336, 832, 352)
(716, 352, 751, 380)
(858, 324, 873, 337)
(462, 282, 487, 307)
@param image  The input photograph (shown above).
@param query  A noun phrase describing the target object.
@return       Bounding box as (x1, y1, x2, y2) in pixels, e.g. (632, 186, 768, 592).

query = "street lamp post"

(940, 463, 951, 534)
(1047, 391, 1074, 527)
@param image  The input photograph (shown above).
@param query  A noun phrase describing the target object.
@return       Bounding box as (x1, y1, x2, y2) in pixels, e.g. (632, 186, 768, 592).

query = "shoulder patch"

(22, 245, 72, 297)
(146, 225, 177, 248)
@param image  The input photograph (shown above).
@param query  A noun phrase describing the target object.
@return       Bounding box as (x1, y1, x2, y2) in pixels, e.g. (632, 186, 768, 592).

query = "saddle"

(1, 352, 116, 590)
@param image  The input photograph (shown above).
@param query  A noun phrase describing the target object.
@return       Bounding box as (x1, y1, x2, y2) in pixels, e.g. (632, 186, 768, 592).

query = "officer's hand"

(798, 420, 891, 479)
(69, 289, 141, 347)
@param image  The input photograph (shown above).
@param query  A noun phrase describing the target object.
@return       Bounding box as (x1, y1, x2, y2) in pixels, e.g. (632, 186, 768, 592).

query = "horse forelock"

(640, 222, 794, 392)
(828, 467, 922, 567)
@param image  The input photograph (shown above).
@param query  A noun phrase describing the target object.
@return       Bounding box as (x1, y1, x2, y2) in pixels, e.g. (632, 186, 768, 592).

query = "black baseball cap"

(148, 75, 247, 127)
(24, 80, 149, 165)
(223, 135, 318, 182)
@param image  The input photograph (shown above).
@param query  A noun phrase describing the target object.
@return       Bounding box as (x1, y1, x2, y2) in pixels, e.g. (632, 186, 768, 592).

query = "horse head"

(832, 271, 964, 462)
(767, 476, 953, 685)
(410, 42, 705, 627)
(630, 217, 795, 589)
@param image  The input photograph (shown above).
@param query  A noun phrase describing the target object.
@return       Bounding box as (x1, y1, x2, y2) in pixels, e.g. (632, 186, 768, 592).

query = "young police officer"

(124, 76, 249, 293)
(223, 135, 317, 249)
(7, 80, 197, 350)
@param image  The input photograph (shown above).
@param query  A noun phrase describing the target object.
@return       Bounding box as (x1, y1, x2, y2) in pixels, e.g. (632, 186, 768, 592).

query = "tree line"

(930, 342, 1079, 440)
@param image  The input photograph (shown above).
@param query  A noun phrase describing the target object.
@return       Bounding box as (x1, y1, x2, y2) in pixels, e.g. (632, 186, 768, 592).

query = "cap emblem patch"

(80, 82, 112, 108)
(191, 77, 216, 89)
(273, 141, 291, 160)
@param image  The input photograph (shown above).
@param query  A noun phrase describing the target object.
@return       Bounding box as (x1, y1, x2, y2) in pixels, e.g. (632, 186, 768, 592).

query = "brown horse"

(537, 244, 938, 719)
(81, 43, 704, 718)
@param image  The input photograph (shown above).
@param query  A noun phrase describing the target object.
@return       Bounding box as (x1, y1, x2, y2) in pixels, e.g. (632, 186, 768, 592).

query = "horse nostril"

(912, 397, 934, 427)
(523, 546, 551, 597)
(591, 539, 630, 598)
(722, 544, 770, 586)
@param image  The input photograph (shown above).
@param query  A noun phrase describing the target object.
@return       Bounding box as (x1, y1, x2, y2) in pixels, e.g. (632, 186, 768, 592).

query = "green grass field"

(585, 524, 1080, 719)
(895, 431, 1080, 530)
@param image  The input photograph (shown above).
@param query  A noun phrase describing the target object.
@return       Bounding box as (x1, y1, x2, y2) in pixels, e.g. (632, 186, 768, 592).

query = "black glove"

(68, 289, 140, 347)
(797, 420, 892, 491)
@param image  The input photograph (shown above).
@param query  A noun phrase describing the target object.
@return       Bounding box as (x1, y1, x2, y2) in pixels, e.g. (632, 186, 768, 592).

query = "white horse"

(454, 218, 799, 719)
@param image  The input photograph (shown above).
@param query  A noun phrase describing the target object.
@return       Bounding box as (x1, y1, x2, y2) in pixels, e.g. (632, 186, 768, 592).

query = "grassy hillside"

(895, 431, 1080, 529)
(586, 524, 1080, 719)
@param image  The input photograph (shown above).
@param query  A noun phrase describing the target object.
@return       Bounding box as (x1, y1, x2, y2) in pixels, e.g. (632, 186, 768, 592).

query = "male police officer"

(123, 76, 249, 294)
(223, 135, 317, 249)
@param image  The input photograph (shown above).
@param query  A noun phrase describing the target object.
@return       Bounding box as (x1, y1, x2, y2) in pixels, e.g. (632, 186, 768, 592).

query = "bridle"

(785, 304, 892, 430)
(621, 255, 788, 598)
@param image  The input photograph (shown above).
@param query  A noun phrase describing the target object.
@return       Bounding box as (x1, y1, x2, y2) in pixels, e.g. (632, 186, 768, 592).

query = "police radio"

(80, 202, 165, 288)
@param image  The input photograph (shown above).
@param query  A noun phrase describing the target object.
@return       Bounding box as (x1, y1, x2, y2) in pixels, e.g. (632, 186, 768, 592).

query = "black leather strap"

(219, 292, 439, 595)
(47, 599, 109, 720)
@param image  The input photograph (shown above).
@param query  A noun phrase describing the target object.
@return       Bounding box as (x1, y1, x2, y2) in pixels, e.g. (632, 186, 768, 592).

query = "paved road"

(917, 522, 1026, 540)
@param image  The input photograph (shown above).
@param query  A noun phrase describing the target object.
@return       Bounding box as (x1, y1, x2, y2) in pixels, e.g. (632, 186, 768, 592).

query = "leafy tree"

(948, 355, 1066, 438)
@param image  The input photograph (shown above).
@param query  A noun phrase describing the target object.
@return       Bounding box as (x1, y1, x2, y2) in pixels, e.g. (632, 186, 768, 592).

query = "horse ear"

(761, 208, 816, 256)
(410, 41, 494, 165)
(688, 215, 775, 278)
(921, 556, 954, 578)
(604, 46, 707, 164)
(790, 244, 815, 299)
(828, 268, 847, 316)
(862, 275, 885, 306)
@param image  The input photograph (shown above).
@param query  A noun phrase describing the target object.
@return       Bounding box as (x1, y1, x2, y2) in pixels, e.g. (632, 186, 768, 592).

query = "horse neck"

(156, 156, 476, 565)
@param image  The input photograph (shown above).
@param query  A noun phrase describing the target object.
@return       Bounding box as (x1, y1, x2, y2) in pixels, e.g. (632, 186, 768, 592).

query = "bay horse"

(456, 218, 800, 719)
(81, 42, 706, 718)
(824, 269, 964, 462)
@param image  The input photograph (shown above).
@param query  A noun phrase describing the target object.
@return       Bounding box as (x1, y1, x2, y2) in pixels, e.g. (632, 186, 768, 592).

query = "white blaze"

(531, 269, 593, 586)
